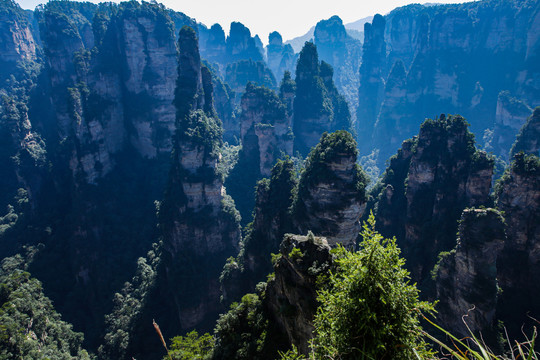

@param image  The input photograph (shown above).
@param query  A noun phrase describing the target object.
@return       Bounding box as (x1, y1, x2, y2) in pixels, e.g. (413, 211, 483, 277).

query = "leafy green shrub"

(167, 330, 214, 360)
(309, 213, 434, 359)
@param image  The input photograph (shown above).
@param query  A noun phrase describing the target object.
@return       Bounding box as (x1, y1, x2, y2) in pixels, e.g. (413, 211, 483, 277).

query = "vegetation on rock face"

(167, 330, 214, 360)
(225, 60, 277, 95)
(0, 251, 89, 360)
(510, 107, 540, 159)
(225, 82, 289, 224)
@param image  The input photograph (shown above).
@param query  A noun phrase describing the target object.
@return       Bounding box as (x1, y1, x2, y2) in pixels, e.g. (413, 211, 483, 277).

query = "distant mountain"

(286, 16, 373, 52)
(285, 26, 315, 52)
(344, 16, 374, 31)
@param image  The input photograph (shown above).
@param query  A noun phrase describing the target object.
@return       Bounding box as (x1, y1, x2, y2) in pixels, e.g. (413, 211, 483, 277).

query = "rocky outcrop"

(199, 23, 226, 67)
(220, 158, 297, 304)
(0, 0, 37, 70)
(225, 83, 291, 223)
(224, 59, 276, 97)
(510, 106, 540, 158)
(239, 83, 292, 176)
(293, 131, 368, 248)
(314, 15, 362, 109)
(226, 22, 263, 63)
(356, 14, 386, 155)
(158, 25, 241, 336)
(495, 153, 540, 334)
(293, 42, 352, 156)
(266, 31, 296, 83)
(435, 208, 506, 337)
(36, 1, 186, 183)
(222, 131, 367, 307)
(357, 0, 540, 167)
(434, 153, 540, 341)
(266, 233, 332, 354)
(487, 91, 532, 161)
(375, 115, 493, 285)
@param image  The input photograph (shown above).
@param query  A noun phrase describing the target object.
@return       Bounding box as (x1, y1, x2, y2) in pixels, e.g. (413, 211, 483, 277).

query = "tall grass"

(422, 315, 538, 360)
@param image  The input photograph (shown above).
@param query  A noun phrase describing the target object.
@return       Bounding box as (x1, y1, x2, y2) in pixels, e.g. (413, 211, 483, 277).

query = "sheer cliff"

(357, 0, 540, 166)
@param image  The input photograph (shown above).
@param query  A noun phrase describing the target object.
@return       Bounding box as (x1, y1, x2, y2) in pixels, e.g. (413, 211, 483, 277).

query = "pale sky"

(16, 0, 470, 44)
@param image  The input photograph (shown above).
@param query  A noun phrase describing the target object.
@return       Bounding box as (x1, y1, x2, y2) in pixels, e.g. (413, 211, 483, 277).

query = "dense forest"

(0, 0, 539, 359)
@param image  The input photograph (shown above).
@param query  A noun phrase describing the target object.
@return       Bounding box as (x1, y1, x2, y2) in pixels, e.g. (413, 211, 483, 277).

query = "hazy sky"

(16, 0, 469, 43)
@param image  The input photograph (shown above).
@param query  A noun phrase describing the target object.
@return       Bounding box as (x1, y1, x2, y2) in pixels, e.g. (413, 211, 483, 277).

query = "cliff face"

(0, 0, 36, 68)
(487, 91, 532, 161)
(495, 153, 540, 334)
(434, 153, 540, 341)
(160, 24, 241, 322)
(375, 115, 493, 285)
(510, 106, 540, 158)
(239, 83, 292, 176)
(0, 1, 39, 180)
(266, 31, 296, 84)
(314, 15, 362, 109)
(435, 208, 506, 337)
(357, 14, 386, 155)
(293, 42, 352, 156)
(117, 4, 178, 159)
(293, 131, 368, 248)
(37, 1, 183, 183)
(266, 233, 332, 354)
(224, 59, 276, 97)
(224, 83, 290, 224)
(358, 0, 539, 166)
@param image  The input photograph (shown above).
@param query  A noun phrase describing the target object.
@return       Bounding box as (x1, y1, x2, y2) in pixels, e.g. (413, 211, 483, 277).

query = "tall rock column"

(435, 208, 506, 338)
(356, 14, 386, 154)
(495, 152, 540, 335)
(293, 43, 351, 156)
(159, 25, 241, 332)
(293, 131, 368, 248)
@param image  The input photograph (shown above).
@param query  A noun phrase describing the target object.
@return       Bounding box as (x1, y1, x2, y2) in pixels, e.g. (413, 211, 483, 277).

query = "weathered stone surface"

(510, 106, 540, 158)
(266, 233, 332, 354)
(487, 91, 532, 161)
(435, 208, 506, 337)
(358, 1, 540, 167)
(314, 15, 362, 109)
(239, 83, 292, 176)
(376, 115, 493, 285)
(293, 43, 351, 156)
(294, 131, 367, 248)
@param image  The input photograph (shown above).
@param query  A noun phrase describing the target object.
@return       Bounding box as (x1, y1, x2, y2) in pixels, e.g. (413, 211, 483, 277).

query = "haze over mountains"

(0, 0, 539, 359)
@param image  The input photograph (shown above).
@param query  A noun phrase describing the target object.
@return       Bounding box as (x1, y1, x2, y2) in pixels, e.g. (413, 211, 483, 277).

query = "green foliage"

(494, 152, 540, 200)
(179, 110, 223, 158)
(168, 330, 214, 360)
(212, 293, 269, 359)
(296, 131, 368, 203)
(98, 245, 160, 360)
(422, 316, 539, 360)
(310, 213, 434, 360)
(0, 253, 89, 359)
(288, 247, 304, 262)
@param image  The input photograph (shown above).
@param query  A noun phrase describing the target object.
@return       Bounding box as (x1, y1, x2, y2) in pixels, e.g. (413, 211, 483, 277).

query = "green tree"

(310, 213, 434, 359)
(167, 330, 214, 360)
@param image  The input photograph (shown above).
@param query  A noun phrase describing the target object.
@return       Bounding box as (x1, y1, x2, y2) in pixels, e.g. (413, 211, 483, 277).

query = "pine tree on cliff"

(293, 42, 351, 156)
